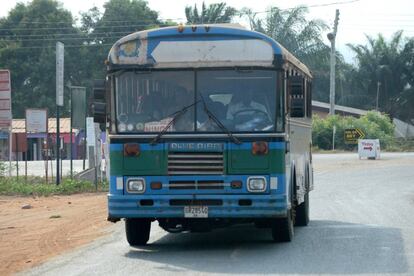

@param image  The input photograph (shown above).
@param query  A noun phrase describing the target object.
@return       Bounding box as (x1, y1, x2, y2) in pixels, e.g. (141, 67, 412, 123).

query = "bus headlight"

(127, 178, 145, 193)
(247, 177, 267, 192)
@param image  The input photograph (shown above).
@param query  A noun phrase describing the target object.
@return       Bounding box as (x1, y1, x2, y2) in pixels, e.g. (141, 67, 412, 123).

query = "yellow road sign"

(344, 128, 365, 144)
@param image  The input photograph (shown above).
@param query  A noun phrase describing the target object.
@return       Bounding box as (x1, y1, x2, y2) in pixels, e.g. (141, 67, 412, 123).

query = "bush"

(312, 111, 395, 150)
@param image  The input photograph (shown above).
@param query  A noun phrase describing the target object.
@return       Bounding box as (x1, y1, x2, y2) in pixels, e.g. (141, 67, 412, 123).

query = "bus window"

(197, 70, 277, 132)
(115, 71, 195, 133)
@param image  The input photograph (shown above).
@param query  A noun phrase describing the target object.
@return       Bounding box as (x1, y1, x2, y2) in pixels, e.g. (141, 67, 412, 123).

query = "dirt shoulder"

(0, 193, 112, 276)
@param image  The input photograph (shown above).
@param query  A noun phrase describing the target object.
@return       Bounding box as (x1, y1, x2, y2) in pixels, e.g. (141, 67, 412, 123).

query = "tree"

(185, 2, 237, 24)
(395, 37, 414, 122)
(346, 31, 409, 118)
(79, 0, 170, 82)
(0, 0, 169, 118)
(243, 6, 331, 102)
(0, 0, 79, 117)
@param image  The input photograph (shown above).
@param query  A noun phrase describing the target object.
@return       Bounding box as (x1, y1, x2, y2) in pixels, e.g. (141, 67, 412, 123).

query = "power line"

(249, 0, 361, 15)
(3, 18, 185, 26)
(0, 31, 135, 39)
(306, 0, 360, 8)
(0, 23, 164, 32)
(0, 43, 113, 50)
(1, 35, 131, 42)
(0, 30, 135, 38)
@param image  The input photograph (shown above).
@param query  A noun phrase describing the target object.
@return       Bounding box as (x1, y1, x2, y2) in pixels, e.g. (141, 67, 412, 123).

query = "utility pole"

(56, 42, 64, 185)
(328, 9, 340, 115)
(376, 81, 381, 111)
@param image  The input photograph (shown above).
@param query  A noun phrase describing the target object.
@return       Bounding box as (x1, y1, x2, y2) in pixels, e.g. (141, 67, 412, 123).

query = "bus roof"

(107, 24, 311, 77)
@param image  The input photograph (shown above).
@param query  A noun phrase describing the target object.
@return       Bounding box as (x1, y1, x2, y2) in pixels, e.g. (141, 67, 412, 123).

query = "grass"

(0, 176, 108, 197)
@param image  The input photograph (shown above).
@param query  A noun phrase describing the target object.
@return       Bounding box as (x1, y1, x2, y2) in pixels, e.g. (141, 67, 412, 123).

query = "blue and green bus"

(93, 24, 313, 245)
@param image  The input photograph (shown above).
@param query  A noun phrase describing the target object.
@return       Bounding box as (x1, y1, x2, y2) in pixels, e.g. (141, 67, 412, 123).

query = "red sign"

(0, 70, 11, 127)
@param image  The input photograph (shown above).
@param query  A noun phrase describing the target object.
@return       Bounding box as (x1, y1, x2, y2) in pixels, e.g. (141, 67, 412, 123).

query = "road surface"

(25, 153, 414, 275)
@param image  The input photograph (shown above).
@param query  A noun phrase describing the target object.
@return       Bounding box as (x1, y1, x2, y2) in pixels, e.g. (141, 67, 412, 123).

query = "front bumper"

(108, 193, 288, 219)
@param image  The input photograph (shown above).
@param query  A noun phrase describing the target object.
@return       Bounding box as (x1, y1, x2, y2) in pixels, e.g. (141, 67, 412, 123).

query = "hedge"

(312, 111, 395, 150)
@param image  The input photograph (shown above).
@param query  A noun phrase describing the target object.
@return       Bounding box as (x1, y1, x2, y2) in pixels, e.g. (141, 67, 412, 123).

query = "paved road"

(25, 153, 414, 276)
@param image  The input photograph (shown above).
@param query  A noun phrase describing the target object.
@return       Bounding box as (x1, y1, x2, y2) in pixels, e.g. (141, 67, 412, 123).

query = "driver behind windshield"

(226, 90, 268, 120)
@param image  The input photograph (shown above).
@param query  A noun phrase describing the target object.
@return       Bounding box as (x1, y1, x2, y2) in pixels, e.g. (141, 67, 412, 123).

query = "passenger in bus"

(166, 87, 194, 131)
(197, 97, 227, 131)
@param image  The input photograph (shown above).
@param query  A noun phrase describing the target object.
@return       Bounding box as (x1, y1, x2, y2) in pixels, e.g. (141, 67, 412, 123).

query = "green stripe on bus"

(110, 149, 284, 175)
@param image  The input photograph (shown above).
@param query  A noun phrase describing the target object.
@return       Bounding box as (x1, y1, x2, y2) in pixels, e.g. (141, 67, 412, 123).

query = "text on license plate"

(184, 206, 208, 218)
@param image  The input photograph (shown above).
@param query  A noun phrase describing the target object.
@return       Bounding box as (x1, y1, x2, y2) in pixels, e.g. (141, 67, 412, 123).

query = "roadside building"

(312, 100, 368, 118)
(0, 118, 84, 161)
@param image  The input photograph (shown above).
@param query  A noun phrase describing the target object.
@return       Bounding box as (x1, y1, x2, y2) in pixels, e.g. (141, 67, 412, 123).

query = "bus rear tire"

(125, 218, 151, 246)
(271, 208, 294, 242)
(295, 192, 309, 226)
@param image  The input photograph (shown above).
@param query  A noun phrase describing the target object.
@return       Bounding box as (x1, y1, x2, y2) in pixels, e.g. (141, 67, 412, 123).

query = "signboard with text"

(0, 70, 11, 127)
(344, 128, 365, 144)
(358, 139, 380, 159)
(26, 108, 48, 133)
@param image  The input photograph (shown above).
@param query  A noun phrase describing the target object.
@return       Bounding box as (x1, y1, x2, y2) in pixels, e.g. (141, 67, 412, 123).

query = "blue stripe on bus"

(110, 142, 285, 152)
(110, 174, 286, 196)
(108, 193, 288, 218)
(121, 174, 285, 195)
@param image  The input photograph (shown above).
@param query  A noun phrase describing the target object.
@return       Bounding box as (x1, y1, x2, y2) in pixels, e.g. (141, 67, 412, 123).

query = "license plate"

(184, 206, 208, 218)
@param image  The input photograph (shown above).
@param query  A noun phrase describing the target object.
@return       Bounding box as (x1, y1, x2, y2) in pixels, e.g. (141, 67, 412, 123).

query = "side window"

(306, 80, 312, 118)
(276, 71, 285, 132)
(285, 70, 290, 114)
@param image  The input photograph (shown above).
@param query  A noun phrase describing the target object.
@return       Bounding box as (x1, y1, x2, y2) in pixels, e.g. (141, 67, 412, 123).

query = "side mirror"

(289, 75, 305, 118)
(92, 79, 107, 124)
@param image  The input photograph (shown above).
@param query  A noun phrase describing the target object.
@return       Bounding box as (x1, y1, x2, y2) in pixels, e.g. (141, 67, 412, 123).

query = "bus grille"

(169, 180, 225, 190)
(168, 152, 224, 175)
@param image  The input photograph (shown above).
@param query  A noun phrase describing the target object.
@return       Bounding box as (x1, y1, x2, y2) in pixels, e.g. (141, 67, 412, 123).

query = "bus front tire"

(271, 208, 294, 242)
(125, 218, 151, 246)
(295, 192, 309, 226)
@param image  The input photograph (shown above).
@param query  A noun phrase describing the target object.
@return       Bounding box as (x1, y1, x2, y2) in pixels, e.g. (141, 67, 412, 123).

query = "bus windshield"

(115, 70, 277, 133)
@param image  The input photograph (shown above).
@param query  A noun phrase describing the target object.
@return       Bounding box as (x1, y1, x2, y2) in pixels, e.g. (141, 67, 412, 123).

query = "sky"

(1, 0, 414, 61)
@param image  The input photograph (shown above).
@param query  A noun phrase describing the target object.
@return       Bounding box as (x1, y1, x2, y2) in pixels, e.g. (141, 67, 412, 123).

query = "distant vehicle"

(93, 24, 313, 245)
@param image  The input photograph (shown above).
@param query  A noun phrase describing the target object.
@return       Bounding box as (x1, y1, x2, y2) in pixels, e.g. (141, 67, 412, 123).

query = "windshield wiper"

(200, 95, 241, 145)
(150, 100, 199, 145)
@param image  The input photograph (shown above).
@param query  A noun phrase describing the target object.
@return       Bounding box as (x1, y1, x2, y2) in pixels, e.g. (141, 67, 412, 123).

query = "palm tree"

(243, 6, 331, 102)
(185, 2, 237, 24)
(243, 6, 328, 65)
(347, 31, 407, 115)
